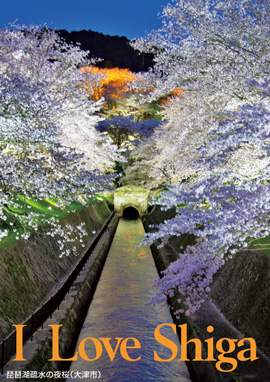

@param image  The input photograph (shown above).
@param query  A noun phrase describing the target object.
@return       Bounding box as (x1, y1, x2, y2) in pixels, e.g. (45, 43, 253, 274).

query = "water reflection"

(67, 219, 191, 382)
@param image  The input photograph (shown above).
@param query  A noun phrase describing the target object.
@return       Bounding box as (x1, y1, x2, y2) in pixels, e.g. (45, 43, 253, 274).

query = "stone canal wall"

(17, 215, 120, 378)
(210, 249, 270, 357)
(0, 201, 111, 340)
(143, 206, 270, 381)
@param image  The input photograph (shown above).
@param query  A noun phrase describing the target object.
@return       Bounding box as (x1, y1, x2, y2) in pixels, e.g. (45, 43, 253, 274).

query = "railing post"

(1, 340, 4, 375)
(31, 314, 34, 341)
(50, 297, 53, 319)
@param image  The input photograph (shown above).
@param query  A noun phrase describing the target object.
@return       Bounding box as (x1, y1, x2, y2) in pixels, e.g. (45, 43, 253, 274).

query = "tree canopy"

(0, 25, 119, 253)
(131, 0, 270, 315)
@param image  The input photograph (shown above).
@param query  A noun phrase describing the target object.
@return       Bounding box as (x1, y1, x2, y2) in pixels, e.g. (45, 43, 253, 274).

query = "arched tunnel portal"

(122, 205, 140, 220)
(114, 185, 150, 217)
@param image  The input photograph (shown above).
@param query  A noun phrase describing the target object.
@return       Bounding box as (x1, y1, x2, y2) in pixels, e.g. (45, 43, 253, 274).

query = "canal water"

(67, 218, 191, 382)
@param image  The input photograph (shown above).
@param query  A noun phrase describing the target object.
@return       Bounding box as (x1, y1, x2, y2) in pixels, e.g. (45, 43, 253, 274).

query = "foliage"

(81, 66, 137, 101)
(96, 116, 161, 149)
(82, 65, 183, 120)
(132, 0, 270, 314)
(0, 25, 119, 253)
(133, 0, 270, 99)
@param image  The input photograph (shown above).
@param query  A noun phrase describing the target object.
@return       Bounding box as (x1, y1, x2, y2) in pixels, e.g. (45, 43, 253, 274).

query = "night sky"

(0, 0, 168, 39)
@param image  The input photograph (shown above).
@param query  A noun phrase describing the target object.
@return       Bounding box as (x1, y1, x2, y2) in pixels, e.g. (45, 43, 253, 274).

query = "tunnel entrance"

(122, 207, 140, 220)
(114, 185, 149, 215)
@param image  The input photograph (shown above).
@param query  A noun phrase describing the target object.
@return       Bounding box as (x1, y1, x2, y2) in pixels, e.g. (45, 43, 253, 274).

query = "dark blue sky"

(0, 0, 168, 39)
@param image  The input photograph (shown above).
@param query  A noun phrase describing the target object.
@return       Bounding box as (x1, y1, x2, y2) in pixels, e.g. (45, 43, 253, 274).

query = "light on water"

(67, 218, 191, 382)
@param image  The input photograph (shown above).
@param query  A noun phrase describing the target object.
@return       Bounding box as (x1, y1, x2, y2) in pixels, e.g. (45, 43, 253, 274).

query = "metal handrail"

(0, 212, 114, 374)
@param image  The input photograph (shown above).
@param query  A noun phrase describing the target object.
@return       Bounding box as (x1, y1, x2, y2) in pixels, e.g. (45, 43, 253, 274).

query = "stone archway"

(114, 185, 150, 216)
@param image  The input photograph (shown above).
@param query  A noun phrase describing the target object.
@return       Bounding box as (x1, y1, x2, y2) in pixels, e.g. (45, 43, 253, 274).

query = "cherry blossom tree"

(125, 90, 237, 187)
(144, 97, 270, 314)
(96, 116, 160, 149)
(0, 25, 119, 251)
(133, 0, 270, 98)
(132, 0, 270, 314)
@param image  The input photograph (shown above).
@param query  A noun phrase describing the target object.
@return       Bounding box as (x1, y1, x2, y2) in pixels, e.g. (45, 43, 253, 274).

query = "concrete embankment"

(143, 205, 270, 382)
(142, 212, 222, 382)
(0, 201, 111, 340)
(2, 213, 119, 381)
(210, 249, 270, 357)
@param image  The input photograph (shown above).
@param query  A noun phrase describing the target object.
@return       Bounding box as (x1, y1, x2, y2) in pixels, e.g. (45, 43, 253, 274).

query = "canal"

(67, 218, 191, 381)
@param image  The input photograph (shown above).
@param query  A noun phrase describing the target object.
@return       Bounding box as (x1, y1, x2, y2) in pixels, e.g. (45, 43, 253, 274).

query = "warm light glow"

(159, 87, 185, 105)
(80, 66, 185, 113)
(171, 88, 185, 97)
(81, 66, 138, 101)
